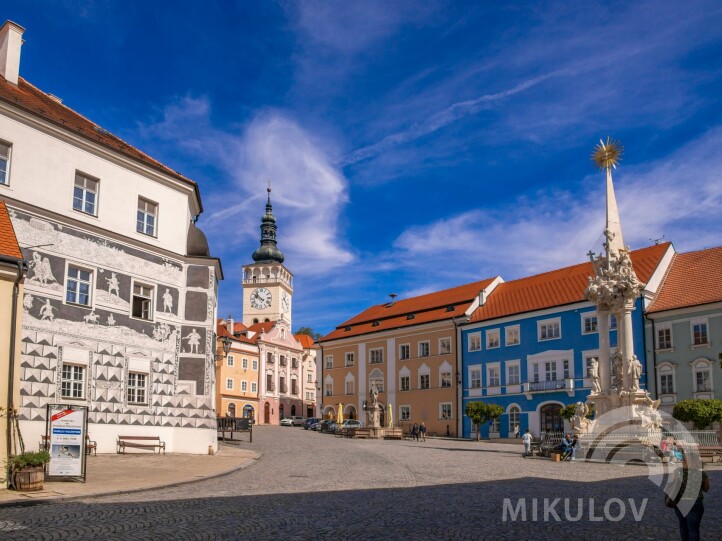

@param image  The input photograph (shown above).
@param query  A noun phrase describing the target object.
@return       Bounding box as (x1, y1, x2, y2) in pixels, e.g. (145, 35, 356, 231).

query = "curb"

(0, 448, 263, 509)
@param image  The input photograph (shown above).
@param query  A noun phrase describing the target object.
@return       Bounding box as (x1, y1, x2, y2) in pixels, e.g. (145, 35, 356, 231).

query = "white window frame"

(345, 352, 355, 366)
(487, 363, 501, 387)
(581, 312, 598, 335)
(73, 171, 99, 216)
(127, 371, 148, 405)
(226, 378, 234, 390)
(690, 318, 709, 346)
(506, 361, 521, 385)
(369, 368, 384, 393)
(65, 263, 94, 307)
(242, 358, 248, 369)
(656, 324, 673, 350)
(439, 361, 452, 388)
(691, 359, 713, 392)
(657, 362, 676, 395)
(440, 402, 452, 420)
(227, 355, 235, 367)
(505, 325, 520, 346)
(418, 341, 430, 358)
(252, 359, 258, 370)
(136, 197, 158, 237)
(470, 366, 481, 388)
(324, 355, 333, 369)
(0, 140, 11, 186)
(538, 318, 561, 341)
(439, 337, 452, 355)
(400, 405, 411, 421)
(61, 364, 85, 399)
(399, 343, 410, 360)
(369, 348, 384, 364)
(399, 367, 410, 392)
(345, 378, 355, 395)
(486, 329, 500, 349)
(251, 382, 257, 393)
(508, 405, 521, 433)
(130, 280, 155, 321)
(419, 372, 430, 390)
(241, 381, 248, 392)
(468, 332, 481, 352)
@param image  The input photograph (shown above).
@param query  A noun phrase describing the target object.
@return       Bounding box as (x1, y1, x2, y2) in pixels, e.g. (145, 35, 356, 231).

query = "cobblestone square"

(1, 426, 720, 540)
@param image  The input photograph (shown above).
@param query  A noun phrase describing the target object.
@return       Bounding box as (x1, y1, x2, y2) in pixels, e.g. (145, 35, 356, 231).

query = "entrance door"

(279, 404, 284, 420)
(540, 404, 562, 432)
(264, 402, 270, 424)
(291, 405, 296, 416)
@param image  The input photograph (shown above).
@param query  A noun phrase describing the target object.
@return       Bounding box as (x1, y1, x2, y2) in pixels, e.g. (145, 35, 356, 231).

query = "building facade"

(645, 247, 722, 413)
(319, 278, 500, 436)
(0, 21, 222, 453)
(216, 318, 260, 420)
(460, 244, 674, 438)
(296, 333, 319, 418)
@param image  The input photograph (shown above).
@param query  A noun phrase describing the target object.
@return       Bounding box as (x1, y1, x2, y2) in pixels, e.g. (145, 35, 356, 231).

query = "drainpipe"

(4, 256, 27, 476)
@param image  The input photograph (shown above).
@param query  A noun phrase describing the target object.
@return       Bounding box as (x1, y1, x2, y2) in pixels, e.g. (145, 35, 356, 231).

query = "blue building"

(459, 243, 673, 439)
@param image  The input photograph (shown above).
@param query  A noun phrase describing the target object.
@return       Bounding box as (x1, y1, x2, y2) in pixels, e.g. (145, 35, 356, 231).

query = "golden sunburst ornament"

(592, 137, 623, 170)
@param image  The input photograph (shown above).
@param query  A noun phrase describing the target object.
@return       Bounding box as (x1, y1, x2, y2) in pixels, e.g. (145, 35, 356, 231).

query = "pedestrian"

(522, 429, 532, 457)
(514, 425, 520, 439)
(570, 434, 578, 461)
(411, 423, 419, 441)
(666, 451, 709, 541)
(419, 422, 426, 442)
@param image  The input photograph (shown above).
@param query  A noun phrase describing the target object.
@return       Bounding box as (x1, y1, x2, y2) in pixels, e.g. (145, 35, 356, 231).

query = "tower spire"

(252, 181, 285, 263)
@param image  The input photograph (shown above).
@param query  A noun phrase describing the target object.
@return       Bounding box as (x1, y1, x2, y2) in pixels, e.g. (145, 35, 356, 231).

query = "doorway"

(540, 403, 562, 432)
(264, 402, 270, 424)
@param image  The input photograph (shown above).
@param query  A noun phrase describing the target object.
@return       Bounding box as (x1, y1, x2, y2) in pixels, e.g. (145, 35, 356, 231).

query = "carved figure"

(29, 252, 56, 286)
(162, 288, 173, 313)
(589, 357, 602, 394)
(369, 384, 379, 406)
(630, 355, 642, 391)
(106, 273, 120, 301)
(23, 294, 33, 311)
(612, 351, 624, 390)
(107, 314, 116, 326)
(83, 311, 100, 325)
(39, 299, 55, 321)
(183, 328, 201, 354)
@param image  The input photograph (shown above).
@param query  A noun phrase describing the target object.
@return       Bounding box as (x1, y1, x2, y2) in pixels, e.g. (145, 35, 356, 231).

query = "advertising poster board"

(46, 404, 88, 481)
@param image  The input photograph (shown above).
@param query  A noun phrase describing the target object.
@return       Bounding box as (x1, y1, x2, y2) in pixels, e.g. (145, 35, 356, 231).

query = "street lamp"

(216, 336, 232, 362)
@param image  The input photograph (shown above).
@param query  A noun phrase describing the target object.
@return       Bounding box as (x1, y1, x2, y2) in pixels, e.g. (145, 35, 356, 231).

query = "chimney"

(0, 21, 25, 85)
(226, 314, 234, 335)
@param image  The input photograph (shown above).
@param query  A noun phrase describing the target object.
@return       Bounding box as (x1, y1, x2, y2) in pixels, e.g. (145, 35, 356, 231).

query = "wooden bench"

(41, 434, 97, 456)
(117, 435, 166, 454)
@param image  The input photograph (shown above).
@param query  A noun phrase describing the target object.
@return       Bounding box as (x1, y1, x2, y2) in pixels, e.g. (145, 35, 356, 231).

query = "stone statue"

(629, 355, 642, 391)
(589, 358, 601, 394)
(571, 402, 591, 432)
(612, 351, 624, 390)
(369, 384, 379, 406)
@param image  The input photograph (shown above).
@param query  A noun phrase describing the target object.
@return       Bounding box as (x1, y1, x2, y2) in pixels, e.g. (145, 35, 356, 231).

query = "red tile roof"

(647, 247, 722, 313)
(0, 201, 22, 259)
(295, 334, 317, 349)
(0, 75, 202, 208)
(247, 321, 276, 336)
(469, 243, 671, 322)
(216, 322, 257, 346)
(320, 277, 498, 342)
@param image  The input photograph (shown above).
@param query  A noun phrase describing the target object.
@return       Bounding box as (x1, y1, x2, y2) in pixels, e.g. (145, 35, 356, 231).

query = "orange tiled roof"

(320, 277, 498, 342)
(647, 247, 722, 313)
(0, 76, 201, 206)
(216, 322, 257, 346)
(469, 243, 671, 322)
(295, 334, 317, 349)
(247, 321, 276, 335)
(0, 201, 22, 259)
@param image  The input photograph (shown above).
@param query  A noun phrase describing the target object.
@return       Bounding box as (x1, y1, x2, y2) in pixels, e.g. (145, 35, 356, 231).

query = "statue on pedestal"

(629, 355, 642, 391)
(589, 358, 602, 394)
(369, 384, 379, 406)
(612, 351, 624, 391)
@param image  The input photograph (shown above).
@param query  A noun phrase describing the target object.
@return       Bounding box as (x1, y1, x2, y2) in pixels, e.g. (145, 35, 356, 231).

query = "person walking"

(514, 425, 520, 438)
(419, 422, 426, 442)
(668, 451, 710, 541)
(522, 429, 532, 458)
(411, 423, 419, 442)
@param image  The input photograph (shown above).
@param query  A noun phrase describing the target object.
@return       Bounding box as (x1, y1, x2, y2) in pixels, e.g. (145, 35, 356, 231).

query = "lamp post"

(216, 336, 232, 362)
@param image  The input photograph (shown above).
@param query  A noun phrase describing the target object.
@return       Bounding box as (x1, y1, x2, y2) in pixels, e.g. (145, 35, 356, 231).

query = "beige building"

(216, 317, 260, 421)
(318, 278, 500, 436)
(0, 201, 25, 483)
(296, 333, 319, 418)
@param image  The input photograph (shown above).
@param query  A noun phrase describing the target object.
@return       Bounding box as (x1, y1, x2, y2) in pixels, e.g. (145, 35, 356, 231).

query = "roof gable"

(0, 201, 22, 259)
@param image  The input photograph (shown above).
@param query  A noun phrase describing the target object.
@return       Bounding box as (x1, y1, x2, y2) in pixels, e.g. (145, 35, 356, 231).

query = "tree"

(560, 402, 595, 422)
(294, 327, 321, 341)
(672, 399, 722, 430)
(465, 402, 504, 441)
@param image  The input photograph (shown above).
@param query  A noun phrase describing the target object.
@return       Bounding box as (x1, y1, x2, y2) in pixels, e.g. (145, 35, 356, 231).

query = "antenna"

(649, 235, 665, 245)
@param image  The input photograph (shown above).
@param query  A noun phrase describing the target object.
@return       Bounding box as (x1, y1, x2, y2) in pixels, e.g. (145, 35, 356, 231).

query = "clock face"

(250, 287, 272, 310)
(281, 292, 290, 311)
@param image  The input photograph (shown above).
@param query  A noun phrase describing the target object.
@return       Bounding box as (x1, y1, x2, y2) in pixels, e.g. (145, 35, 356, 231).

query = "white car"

(280, 418, 294, 426)
(342, 420, 361, 429)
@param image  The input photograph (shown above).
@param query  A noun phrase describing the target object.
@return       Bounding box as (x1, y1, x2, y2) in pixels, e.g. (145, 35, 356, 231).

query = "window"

(657, 326, 672, 350)
(136, 198, 157, 236)
(419, 373, 430, 390)
(400, 406, 411, 421)
(486, 329, 500, 349)
(61, 364, 85, 399)
(324, 355, 333, 369)
(292, 379, 298, 395)
(345, 352, 355, 366)
(470, 367, 481, 388)
(507, 364, 520, 385)
(508, 405, 520, 433)
(538, 319, 561, 341)
(695, 369, 712, 392)
(241, 381, 248, 392)
(267, 374, 275, 391)
(132, 282, 154, 320)
(345, 380, 354, 395)
(369, 369, 384, 392)
(127, 372, 147, 404)
(280, 355, 287, 367)
(563, 359, 570, 380)
(280, 376, 287, 393)
(692, 320, 709, 346)
(490, 417, 500, 433)
(73, 172, 98, 215)
(468, 332, 481, 351)
(252, 360, 258, 370)
(0, 141, 10, 185)
(533, 364, 539, 382)
(439, 338, 451, 354)
(369, 349, 384, 364)
(586, 356, 595, 377)
(242, 358, 248, 369)
(307, 373, 312, 382)
(66, 266, 92, 306)
(488, 366, 500, 387)
(660, 373, 674, 394)
(325, 382, 332, 396)
(418, 341, 430, 358)
(227, 355, 235, 367)
(440, 370, 452, 388)
(609, 314, 618, 330)
(505, 326, 520, 346)
(251, 382, 257, 393)
(544, 361, 557, 381)
(440, 403, 452, 420)
(399, 344, 410, 360)
(400, 376, 410, 391)
(583, 314, 598, 334)
(226, 378, 233, 390)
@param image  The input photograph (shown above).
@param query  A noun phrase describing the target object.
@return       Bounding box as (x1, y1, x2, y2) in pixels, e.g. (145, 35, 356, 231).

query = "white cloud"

(393, 129, 722, 280)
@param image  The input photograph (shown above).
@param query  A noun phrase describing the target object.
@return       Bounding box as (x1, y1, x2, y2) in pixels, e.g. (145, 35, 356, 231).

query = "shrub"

(672, 399, 722, 430)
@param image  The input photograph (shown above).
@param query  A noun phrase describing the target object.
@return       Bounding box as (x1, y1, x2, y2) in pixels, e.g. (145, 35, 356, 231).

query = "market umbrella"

(387, 403, 393, 428)
(337, 404, 343, 425)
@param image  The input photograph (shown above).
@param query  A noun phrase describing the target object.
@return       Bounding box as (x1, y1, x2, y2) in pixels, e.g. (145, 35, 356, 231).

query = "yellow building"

(215, 318, 260, 421)
(318, 278, 500, 436)
(0, 201, 25, 483)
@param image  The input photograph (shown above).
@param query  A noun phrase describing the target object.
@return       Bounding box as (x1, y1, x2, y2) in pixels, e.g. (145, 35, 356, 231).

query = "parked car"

(342, 420, 361, 429)
(321, 421, 339, 433)
(280, 417, 294, 426)
(291, 416, 306, 426)
(317, 419, 336, 433)
(310, 421, 323, 431)
(304, 417, 320, 430)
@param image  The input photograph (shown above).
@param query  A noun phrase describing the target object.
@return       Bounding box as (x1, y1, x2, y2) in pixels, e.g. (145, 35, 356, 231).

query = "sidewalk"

(0, 444, 261, 507)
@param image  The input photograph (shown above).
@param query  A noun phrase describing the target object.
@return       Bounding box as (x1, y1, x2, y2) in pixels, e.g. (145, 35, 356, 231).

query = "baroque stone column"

(597, 309, 611, 393)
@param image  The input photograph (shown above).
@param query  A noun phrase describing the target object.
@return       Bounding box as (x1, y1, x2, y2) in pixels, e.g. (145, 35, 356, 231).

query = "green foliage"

(294, 327, 321, 341)
(560, 402, 595, 421)
(465, 402, 504, 440)
(672, 399, 722, 430)
(9, 450, 50, 472)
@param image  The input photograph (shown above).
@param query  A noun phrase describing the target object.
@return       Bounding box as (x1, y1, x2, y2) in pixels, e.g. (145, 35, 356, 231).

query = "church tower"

(242, 186, 293, 328)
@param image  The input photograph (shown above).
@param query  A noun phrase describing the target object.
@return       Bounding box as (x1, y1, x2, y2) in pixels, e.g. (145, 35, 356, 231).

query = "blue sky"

(6, 1, 722, 335)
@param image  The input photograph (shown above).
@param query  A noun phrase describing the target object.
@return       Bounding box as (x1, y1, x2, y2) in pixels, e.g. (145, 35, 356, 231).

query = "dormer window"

(372, 320, 380, 327)
(446, 306, 455, 312)
(344, 326, 352, 331)
(406, 314, 415, 320)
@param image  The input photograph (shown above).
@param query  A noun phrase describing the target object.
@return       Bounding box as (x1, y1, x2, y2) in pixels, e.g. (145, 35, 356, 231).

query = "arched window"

(227, 403, 236, 417)
(508, 405, 521, 435)
(540, 403, 562, 433)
